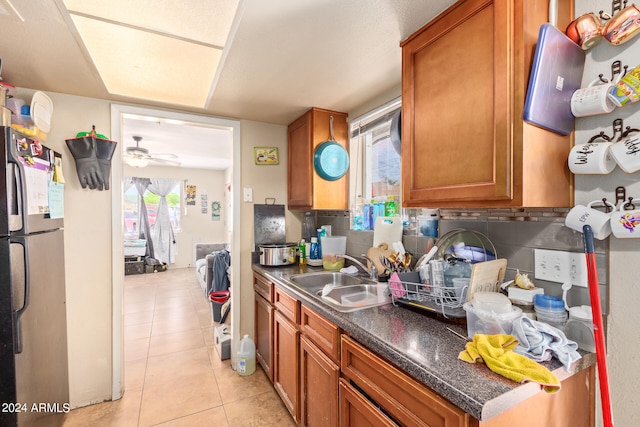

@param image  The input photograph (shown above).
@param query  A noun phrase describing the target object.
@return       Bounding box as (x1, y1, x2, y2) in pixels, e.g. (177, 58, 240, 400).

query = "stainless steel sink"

(288, 272, 391, 312)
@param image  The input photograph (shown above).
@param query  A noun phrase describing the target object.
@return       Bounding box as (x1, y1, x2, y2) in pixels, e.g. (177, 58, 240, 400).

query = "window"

(123, 178, 181, 239)
(350, 98, 402, 211)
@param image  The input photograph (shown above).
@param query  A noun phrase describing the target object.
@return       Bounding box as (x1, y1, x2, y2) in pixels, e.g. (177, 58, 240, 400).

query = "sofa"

(195, 243, 230, 295)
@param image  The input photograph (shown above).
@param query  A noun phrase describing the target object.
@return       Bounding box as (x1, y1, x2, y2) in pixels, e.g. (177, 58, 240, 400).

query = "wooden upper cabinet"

(288, 108, 349, 210)
(401, 0, 574, 208)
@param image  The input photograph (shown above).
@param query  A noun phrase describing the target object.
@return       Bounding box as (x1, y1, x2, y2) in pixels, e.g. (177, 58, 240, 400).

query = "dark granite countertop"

(253, 264, 596, 421)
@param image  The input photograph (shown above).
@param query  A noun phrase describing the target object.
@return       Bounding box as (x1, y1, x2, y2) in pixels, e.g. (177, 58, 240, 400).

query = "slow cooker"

(258, 243, 298, 266)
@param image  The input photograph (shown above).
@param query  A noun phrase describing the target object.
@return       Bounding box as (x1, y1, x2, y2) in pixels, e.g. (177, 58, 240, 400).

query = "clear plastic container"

(564, 305, 595, 352)
(320, 236, 346, 271)
(464, 302, 523, 339)
(534, 294, 568, 329)
(238, 335, 256, 376)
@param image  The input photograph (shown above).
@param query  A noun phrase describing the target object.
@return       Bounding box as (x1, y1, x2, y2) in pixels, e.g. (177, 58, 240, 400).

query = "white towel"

(511, 316, 581, 371)
(340, 265, 359, 275)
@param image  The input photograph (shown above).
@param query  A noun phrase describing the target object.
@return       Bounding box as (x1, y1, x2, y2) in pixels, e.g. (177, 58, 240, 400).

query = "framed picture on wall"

(254, 147, 279, 165)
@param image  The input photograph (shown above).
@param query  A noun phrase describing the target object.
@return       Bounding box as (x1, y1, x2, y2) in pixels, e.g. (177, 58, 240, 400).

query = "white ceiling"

(0, 0, 456, 168)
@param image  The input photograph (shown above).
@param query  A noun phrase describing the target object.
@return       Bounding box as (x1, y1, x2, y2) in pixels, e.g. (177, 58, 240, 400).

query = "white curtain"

(131, 177, 154, 259)
(148, 178, 179, 265)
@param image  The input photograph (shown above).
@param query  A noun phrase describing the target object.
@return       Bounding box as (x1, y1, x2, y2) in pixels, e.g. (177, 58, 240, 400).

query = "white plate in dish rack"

(30, 91, 53, 133)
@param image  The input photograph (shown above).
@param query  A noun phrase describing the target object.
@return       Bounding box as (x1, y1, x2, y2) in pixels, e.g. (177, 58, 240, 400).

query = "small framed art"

(254, 147, 279, 165)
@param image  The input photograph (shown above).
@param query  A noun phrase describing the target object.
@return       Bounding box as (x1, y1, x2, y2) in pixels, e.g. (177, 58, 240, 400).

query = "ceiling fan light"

(125, 157, 149, 168)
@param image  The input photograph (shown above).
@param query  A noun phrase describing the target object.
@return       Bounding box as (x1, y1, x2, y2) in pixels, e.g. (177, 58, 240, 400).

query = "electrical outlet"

(533, 249, 587, 287)
(243, 187, 253, 203)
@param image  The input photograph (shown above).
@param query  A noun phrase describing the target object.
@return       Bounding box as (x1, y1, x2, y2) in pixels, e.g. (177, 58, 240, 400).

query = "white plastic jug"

(238, 334, 256, 376)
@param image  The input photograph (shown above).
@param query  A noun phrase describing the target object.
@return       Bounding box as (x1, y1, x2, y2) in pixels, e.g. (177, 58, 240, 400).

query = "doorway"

(110, 104, 241, 400)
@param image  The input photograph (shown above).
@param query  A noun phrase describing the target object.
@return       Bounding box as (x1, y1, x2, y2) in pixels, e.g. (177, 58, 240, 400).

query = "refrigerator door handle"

(10, 160, 26, 235)
(10, 236, 29, 354)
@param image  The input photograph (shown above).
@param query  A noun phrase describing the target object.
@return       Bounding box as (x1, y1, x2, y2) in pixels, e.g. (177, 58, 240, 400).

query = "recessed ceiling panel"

(63, 0, 239, 47)
(70, 15, 221, 107)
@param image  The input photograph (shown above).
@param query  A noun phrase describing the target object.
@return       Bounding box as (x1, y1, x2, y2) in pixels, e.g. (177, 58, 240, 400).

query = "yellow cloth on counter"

(458, 333, 560, 393)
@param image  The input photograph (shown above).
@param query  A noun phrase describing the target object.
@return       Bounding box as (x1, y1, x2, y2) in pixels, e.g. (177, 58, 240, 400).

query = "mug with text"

(610, 132, 640, 173)
(571, 81, 617, 117)
(610, 204, 640, 238)
(568, 141, 616, 174)
(565, 200, 615, 240)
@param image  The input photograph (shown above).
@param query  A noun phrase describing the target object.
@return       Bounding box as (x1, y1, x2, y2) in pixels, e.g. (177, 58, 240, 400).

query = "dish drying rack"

(389, 273, 468, 319)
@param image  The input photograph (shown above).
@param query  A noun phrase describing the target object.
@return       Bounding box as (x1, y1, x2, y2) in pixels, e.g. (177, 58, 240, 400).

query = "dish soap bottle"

(299, 239, 307, 266)
(238, 335, 256, 376)
(310, 237, 319, 260)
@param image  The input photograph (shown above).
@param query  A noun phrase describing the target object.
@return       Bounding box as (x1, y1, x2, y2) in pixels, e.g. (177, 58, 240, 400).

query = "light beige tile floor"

(63, 267, 296, 427)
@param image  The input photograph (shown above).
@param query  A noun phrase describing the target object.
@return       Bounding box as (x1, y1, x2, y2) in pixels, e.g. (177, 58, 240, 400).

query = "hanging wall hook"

(598, 60, 629, 83)
(624, 197, 636, 210)
(615, 186, 627, 206)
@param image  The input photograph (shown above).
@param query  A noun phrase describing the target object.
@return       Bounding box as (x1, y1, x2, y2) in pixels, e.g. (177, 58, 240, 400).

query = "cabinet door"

(401, 0, 572, 207)
(274, 310, 300, 422)
(300, 336, 339, 427)
(402, 0, 511, 205)
(287, 108, 349, 210)
(339, 379, 397, 427)
(288, 111, 314, 209)
(255, 292, 273, 382)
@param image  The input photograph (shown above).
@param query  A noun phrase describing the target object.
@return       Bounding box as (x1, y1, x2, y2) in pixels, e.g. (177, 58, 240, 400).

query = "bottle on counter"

(363, 201, 372, 230)
(299, 239, 307, 266)
(373, 197, 385, 227)
(316, 228, 325, 258)
(385, 195, 397, 217)
(310, 237, 319, 260)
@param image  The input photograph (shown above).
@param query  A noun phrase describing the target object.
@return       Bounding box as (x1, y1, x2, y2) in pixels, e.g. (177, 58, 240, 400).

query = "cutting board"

(373, 216, 403, 248)
(366, 243, 395, 276)
(467, 258, 508, 301)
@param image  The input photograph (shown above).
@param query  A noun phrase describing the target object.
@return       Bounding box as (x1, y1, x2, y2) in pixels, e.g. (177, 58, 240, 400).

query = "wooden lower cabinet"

(299, 335, 339, 427)
(273, 310, 300, 422)
(254, 291, 273, 381)
(254, 273, 274, 381)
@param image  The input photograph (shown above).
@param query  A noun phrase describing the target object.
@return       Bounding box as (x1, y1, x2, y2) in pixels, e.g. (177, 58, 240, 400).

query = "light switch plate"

(534, 249, 587, 287)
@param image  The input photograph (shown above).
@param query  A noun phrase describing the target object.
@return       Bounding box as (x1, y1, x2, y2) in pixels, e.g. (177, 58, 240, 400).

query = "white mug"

(568, 141, 616, 174)
(610, 133, 640, 173)
(565, 200, 615, 240)
(571, 81, 617, 117)
(610, 204, 640, 238)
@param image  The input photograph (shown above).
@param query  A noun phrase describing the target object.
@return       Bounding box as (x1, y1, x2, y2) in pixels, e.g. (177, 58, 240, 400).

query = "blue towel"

(511, 316, 581, 371)
(210, 249, 231, 293)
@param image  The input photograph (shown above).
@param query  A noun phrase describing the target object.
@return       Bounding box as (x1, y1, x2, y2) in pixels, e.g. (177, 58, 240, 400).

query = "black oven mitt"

(65, 136, 104, 190)
(95, 138, 117, 191)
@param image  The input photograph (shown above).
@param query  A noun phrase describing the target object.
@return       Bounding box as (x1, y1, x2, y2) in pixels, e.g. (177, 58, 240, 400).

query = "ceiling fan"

(124, 136, 181, 167)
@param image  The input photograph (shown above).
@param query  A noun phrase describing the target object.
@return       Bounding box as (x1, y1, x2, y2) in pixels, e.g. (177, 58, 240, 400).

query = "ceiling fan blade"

(149, 157, 182, 166)
(149, 152, 179, 159)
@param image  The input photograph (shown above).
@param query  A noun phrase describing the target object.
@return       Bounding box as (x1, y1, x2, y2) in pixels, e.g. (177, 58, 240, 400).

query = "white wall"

(14, 86, 290, 408)
(123, 165, 228, 268)
(574, 2, 640, 426)
(238, 120, 298, 342)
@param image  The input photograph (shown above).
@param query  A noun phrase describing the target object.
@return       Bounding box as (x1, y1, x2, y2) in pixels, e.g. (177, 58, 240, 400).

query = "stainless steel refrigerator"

(0, 126, 69, 426)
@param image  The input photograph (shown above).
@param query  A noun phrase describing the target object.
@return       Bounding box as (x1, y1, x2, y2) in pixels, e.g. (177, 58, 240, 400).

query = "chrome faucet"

(338, 254, 378, 280)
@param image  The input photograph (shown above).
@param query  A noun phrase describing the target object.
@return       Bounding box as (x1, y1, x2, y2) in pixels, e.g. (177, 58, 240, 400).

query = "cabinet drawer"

(301, 304, 340, 363)
(339, 378, 397, 427)
(274, 286, 300, 324)
(341, 335, 468, 427)
(254, 272, 273, 303)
